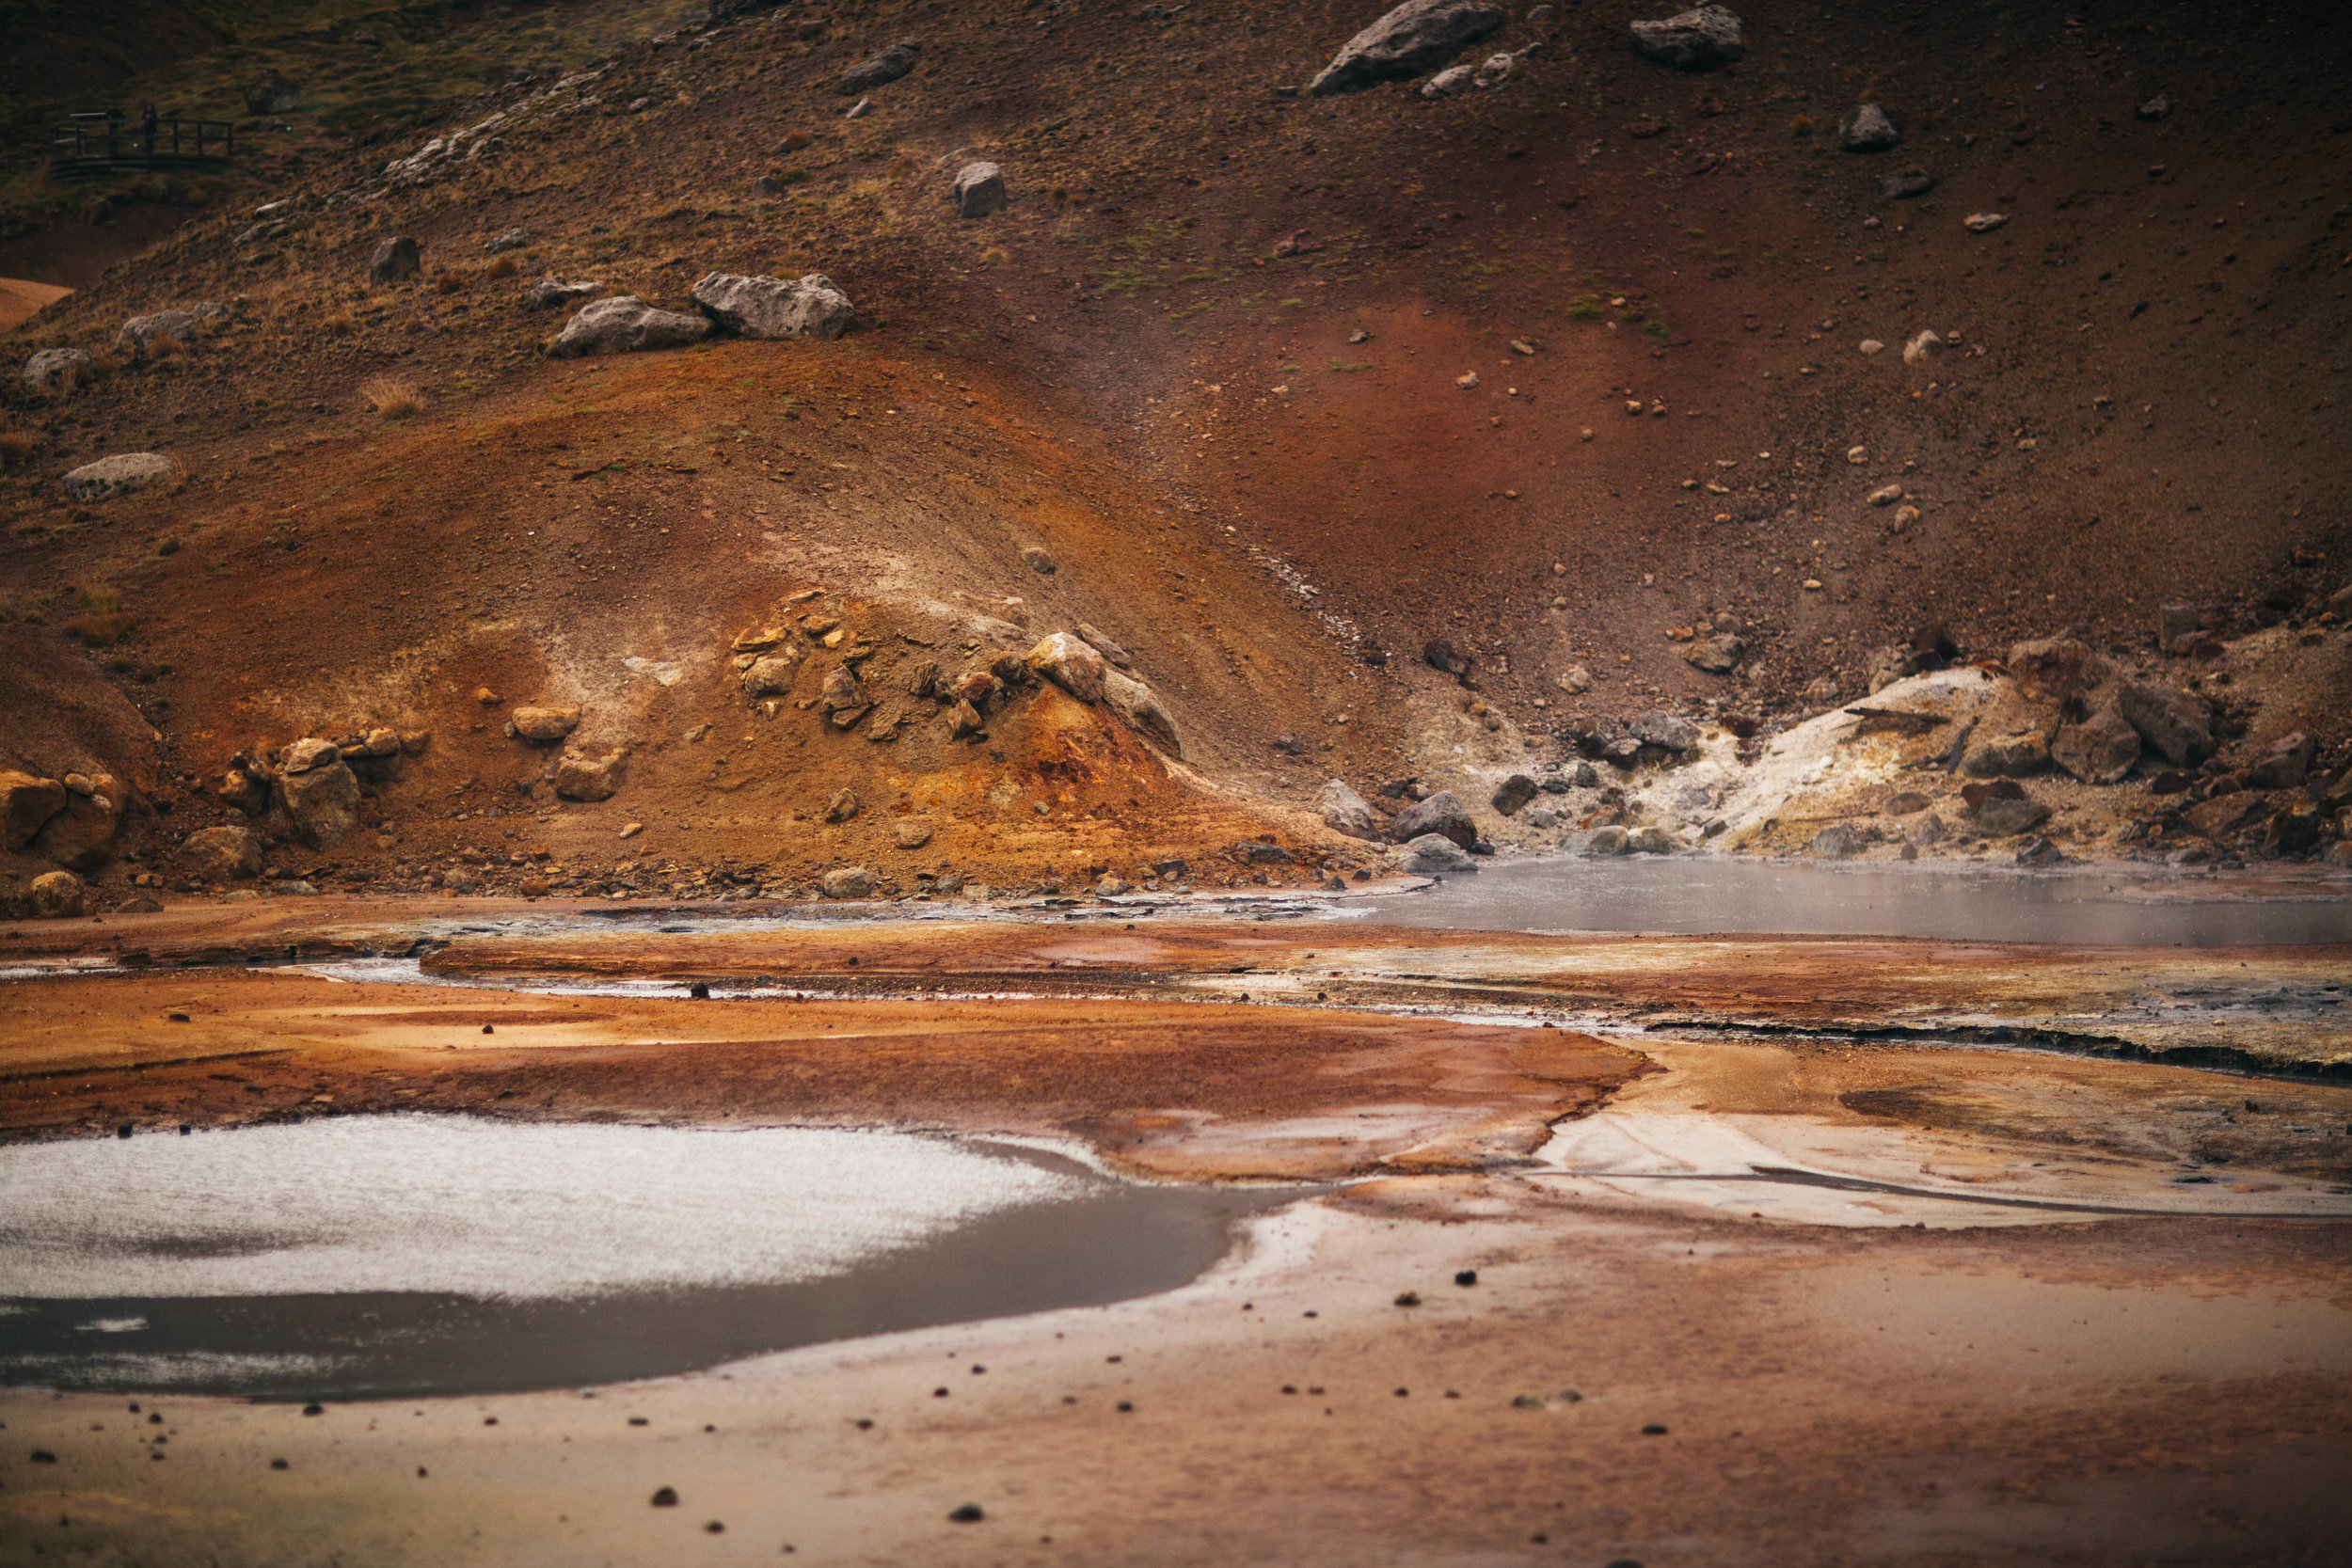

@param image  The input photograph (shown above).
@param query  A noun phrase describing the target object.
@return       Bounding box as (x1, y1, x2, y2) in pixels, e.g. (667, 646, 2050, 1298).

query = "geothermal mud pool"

(2, 873, 2348, 1564)
(0, 1119, 1300, 1401)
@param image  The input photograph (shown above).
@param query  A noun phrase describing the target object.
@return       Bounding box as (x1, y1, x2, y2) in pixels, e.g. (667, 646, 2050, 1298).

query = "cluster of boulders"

(726, 603, 1183, 758)
(212, 726, 427, 852)
(1837, 610, 2352, 863)
(3, 767, 130, 872)
(543, 271, 853, 357)
(492, 702, 624, 801)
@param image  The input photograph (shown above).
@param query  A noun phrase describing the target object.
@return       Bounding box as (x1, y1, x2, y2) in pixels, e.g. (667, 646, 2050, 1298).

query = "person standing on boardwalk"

(138, 102, 159, 160)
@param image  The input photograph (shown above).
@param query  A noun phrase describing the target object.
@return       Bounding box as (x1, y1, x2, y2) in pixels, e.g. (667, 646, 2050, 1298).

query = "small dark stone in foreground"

(949, 1503, 986, 1523)
(651, 1486, 679, 1507)
(1454, 1269, 1478, 1286)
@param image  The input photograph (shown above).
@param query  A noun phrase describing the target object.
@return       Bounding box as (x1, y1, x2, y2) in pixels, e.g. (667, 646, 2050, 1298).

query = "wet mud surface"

(6, 895, 2352, 1563)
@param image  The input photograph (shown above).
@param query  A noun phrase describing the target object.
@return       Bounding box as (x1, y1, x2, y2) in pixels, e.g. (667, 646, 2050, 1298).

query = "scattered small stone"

(1839, 103, 1899, 150)
(1882, 171, 1936, 198)
(1866, 483, 1905, 506)
(652, 1486, 679, 1507)
(484, 228, 532, 254)
(841, 40, 921, 94)
(369, 235, 422, 286)
(1454, 1270, 1478, 1286)
(2137, 92, 2172, 121)
(1858, 339, 1885, 356)
(1394, 1291, 1422, 1307)
(1630, 4, 1743, 70)
(1964, 213, 2010, 233)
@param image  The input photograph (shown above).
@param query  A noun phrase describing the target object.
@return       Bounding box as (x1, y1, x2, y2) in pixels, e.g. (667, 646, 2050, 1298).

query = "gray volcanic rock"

(2051, 709, 2140, 784)
(24, 348, 90, 390)
(276, 758, 361, 848)
(1316, 779, 1381, 840)
(183, 825, 265, 880)
(62, 452, 175, 502)
(840, 40, 920, 94)
(1388, 789, 1475, 848)
(953, 162, 1009, 218)
(1839, 103, 1899, 150)
(690, 272, 854, 339)
(524, 277, 601, 310)
(1630, 5, 1742, 70)
(1103, 668, 1183, 756)
(549, 296, 712, 357)
(1309, 0, 1505, 97)
(369, 236, 421, 286)
(2118, 682, 2214, 768)
(1396, 832, 1476, 872)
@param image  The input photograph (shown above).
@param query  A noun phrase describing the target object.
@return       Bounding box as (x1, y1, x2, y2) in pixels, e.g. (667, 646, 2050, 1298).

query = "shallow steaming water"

(1359, 856, 2352, 946)
(0, 1117, 1296, 1400)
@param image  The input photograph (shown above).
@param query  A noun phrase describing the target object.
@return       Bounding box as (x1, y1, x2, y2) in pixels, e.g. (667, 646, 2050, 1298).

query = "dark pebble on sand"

(628, 1417, 648, 1426)
(31, 1450, 56, 1464)
(689, 982, 711, 1000)
(651, 1486, 679, 1507)
(705, 1521, 725, 1533)
(302, 1403, 324, 1417)
(1394, 1291, 1421, 1307)
(949, 1503, 986, 1523)
(482, 1024, 494, 1034)
(1116, 1402, 1134, 1413)
(270, 1458, 289, 1469)
(1641, 1423, 1668, 1435)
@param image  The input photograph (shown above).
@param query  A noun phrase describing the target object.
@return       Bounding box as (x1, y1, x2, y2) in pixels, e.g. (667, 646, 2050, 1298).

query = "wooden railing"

(49, 116, 236, 177)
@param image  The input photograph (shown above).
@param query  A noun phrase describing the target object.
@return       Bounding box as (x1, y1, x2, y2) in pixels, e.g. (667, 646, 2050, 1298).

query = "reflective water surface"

(1358, 856, 2352, 946)
(0, 1117, 1299, 1400)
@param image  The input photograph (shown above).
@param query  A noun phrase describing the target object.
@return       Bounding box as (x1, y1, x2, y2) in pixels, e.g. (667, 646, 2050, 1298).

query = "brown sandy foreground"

(3, 900, 2351, 1564)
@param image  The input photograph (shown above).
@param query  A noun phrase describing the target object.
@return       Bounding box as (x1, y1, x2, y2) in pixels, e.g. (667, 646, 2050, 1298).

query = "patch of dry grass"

(435, 270, 466, 294)
(485, 255, 519, 279)
(361, 375, 425, 419)
(0, 430, 41, 470)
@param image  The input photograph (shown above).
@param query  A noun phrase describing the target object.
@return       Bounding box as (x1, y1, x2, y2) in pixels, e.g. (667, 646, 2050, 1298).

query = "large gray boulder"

(840, 40, 920, 94)
(689, 272, 854, 339)
(1027, 632, 1106, 705)
(1309, 0, 1505, 96)
(2244, 731, 2316, 791)
(62, 452, 175, 502)
(1315, 779, 1381, 840)
(369, 235, 421, 286)
(24, 348, 90, 390)
(1388, 789, 1475, 848)
(1632, 710, 1701, 754)
(275, 758, 360, 849)
(1396, 832, 1476, 873)
(117, 306, 218, 354)
(2050, 709, 2140, 784)
(548, 295, 712, 357)
(1630, 4, 1743, 69)
(2118, 682, 2214, 768)
(183, 824, 265, 880)
(952, 162, 1009, 218)
(1103, 668, 1183, 756)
